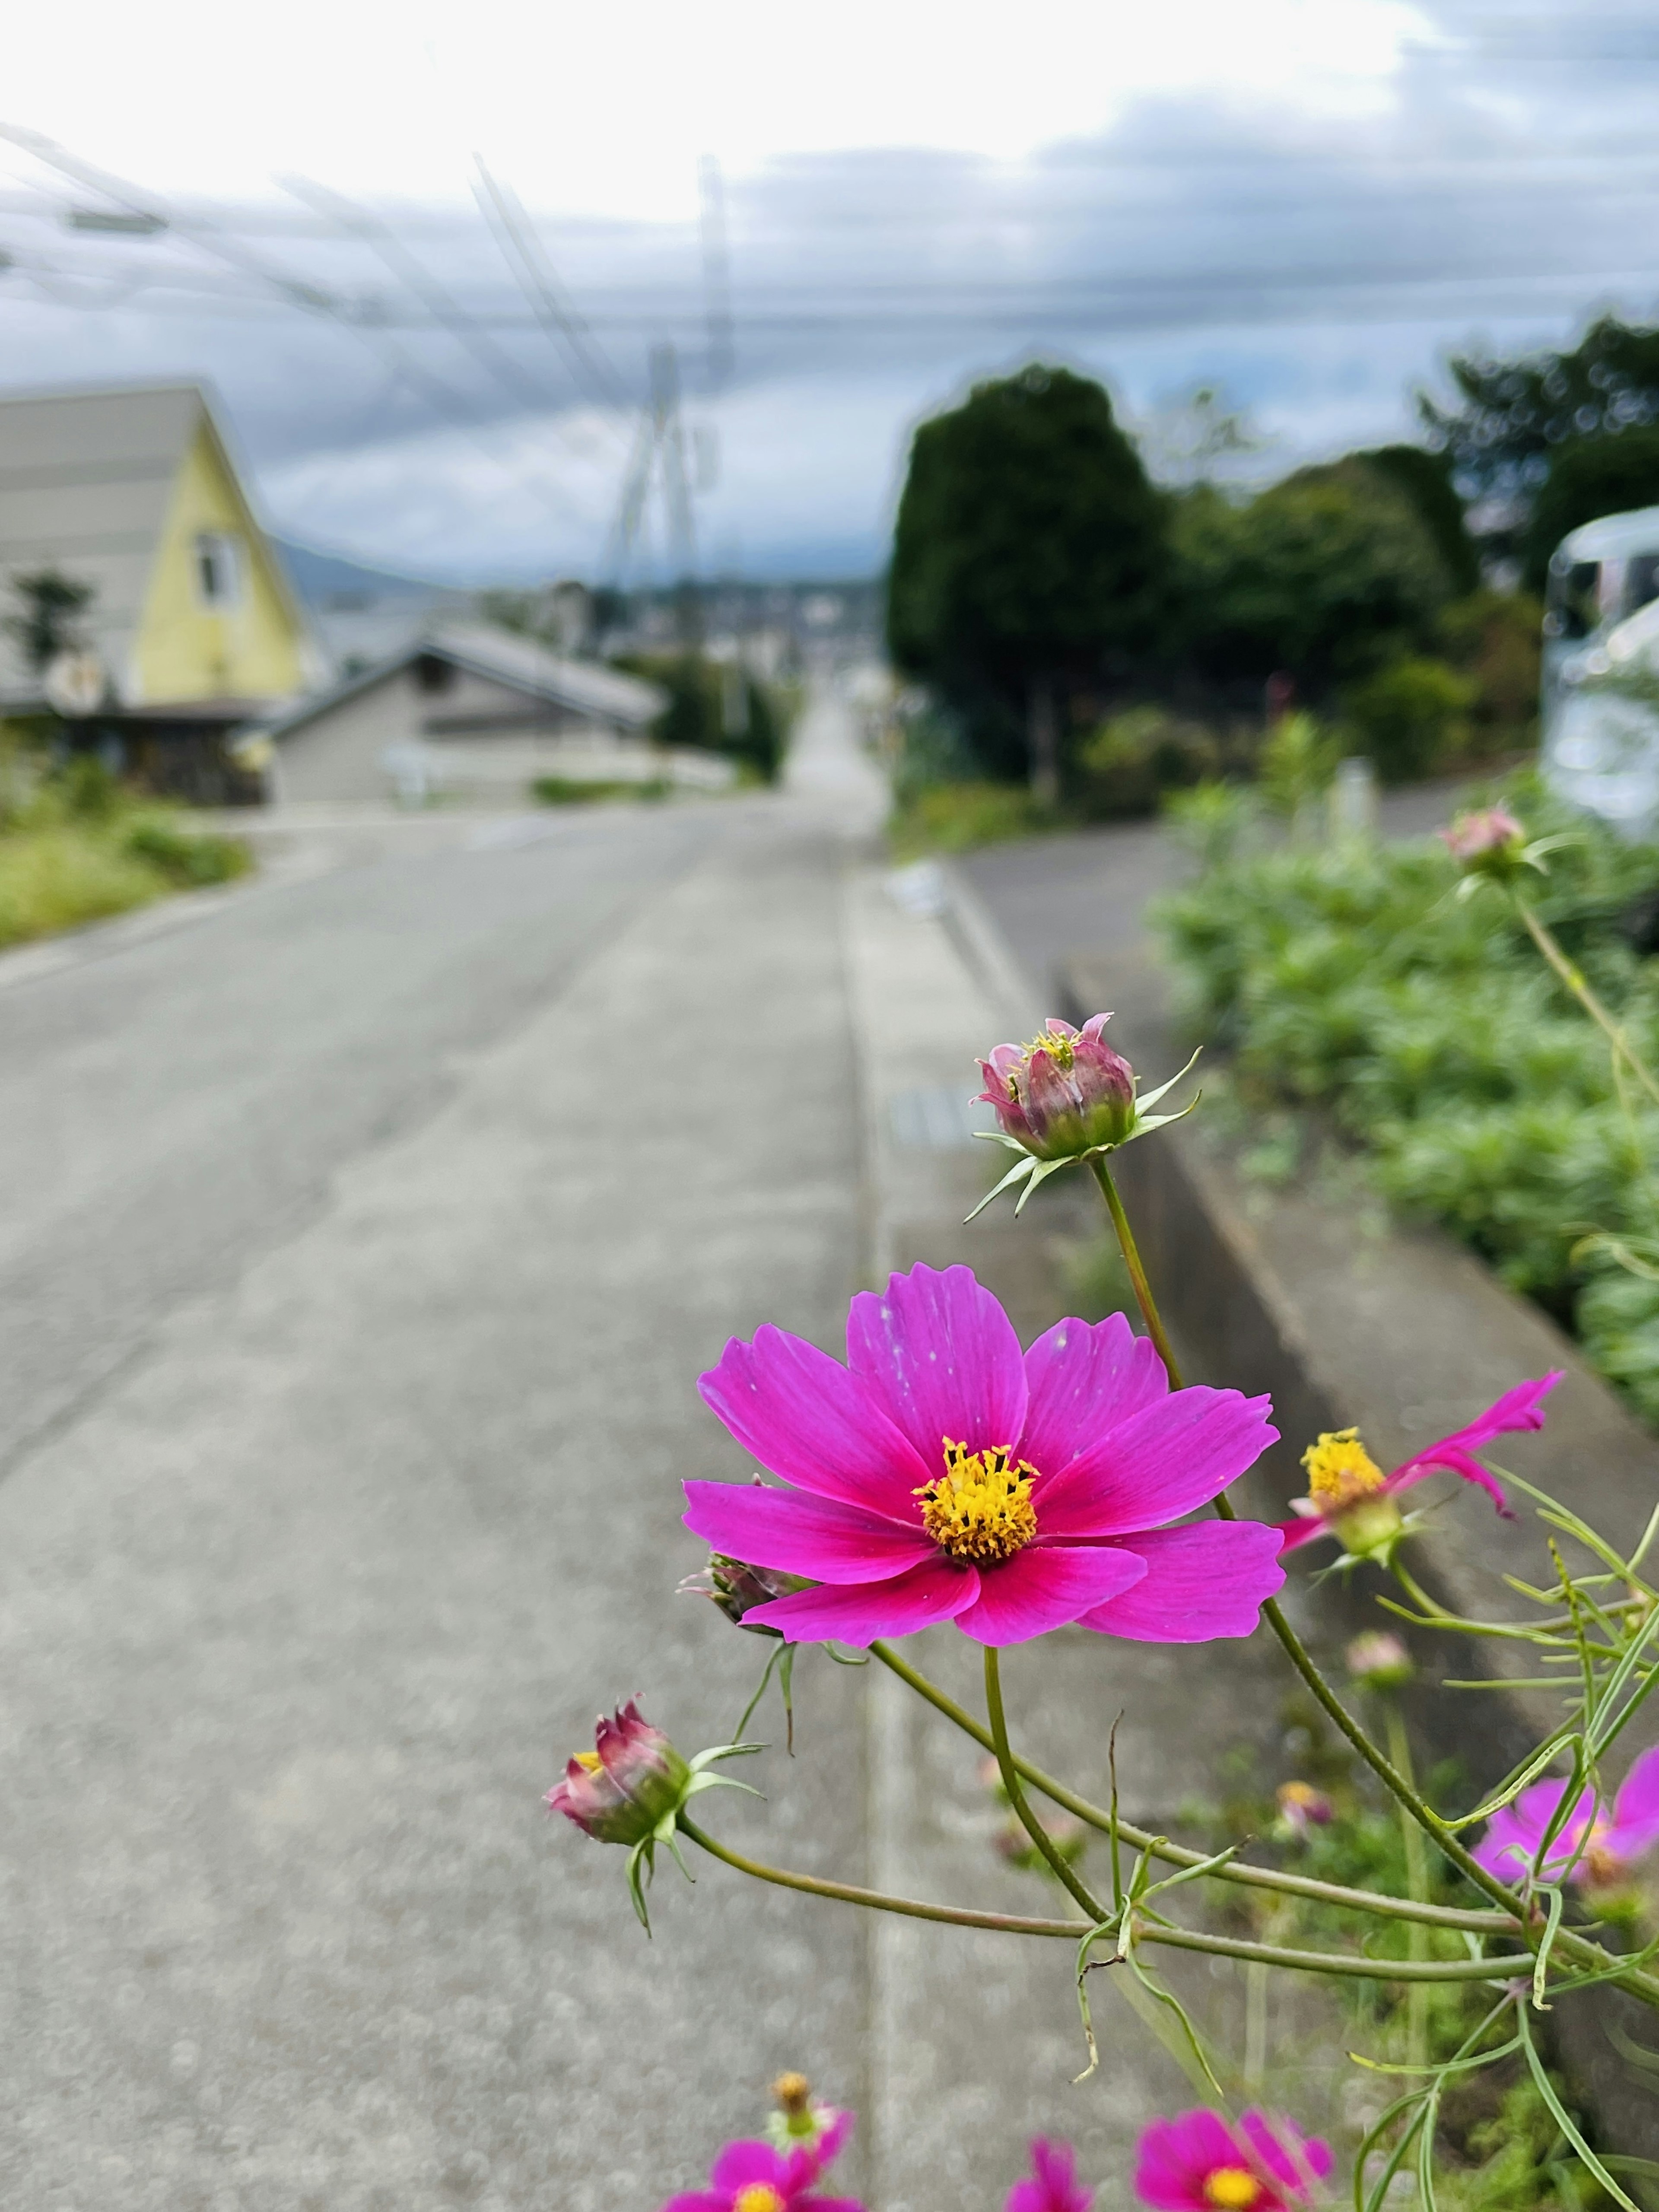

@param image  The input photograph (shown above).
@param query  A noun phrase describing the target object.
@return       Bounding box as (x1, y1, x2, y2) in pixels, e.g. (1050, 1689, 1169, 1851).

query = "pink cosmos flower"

(684, 1264, 1283, 1648)
(1472, 1745, 1659, 1891)
(546, 1699, 690, 1845)
(1007, 2137, 1093, 2212)
(1276, 1374, 1561, 1557)
(663, 2112, 861, 2212)
(1440, 807, 1525, 865)
(1136, 2110, 1332, 2212)
(977, 1014, 1136, 1160)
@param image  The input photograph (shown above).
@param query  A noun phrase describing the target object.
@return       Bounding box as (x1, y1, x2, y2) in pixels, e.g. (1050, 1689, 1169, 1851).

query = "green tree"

(1421, 313, 1659, 509)
(1519, 425, 1659, 589)
(4, 569, 94, 673)
(886, 364, 1168, 795)
(1172, 460, 1453, 690)
(1356, 444, 1479, 593)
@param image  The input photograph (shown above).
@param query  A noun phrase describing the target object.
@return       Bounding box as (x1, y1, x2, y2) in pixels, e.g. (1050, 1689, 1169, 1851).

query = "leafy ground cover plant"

(550, 995, 1659, 2209)
(1157, 775, 1659, 1426)
(0, 751, 249, 948)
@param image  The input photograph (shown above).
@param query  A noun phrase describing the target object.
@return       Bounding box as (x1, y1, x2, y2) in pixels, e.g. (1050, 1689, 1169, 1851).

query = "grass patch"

(887, 779, 1056, 859)
(0, 777, 250, 951)
(531, 775, 670, 806)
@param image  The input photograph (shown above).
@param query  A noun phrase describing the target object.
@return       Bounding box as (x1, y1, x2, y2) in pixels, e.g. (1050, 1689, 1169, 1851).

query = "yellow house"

(0, 381, 321, 795)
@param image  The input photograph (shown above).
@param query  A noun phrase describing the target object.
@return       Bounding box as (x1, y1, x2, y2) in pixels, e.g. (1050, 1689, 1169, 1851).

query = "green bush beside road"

(1158, 779, 1659, 1426)
(0, 753, 250, 950)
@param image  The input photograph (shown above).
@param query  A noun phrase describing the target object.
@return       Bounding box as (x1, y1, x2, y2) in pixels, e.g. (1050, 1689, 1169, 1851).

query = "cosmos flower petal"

(1389, 1373, 1562, 1510)
(846, 1264, 1027, 1471)
(744, 1555, 980, 1646)
(1018, 1312, 1168, 1475)
(1388, 1444, 1510, 1514)
(1272, 1513, 1331, 1552)
(1471, 1777, 1589, 1881)
(953, 1543, 1146, 1647)
(709, 2142, 789, 2193)
(1077, 1521, 1285, 1643)
(681, 1481, 931, 1583)
(660, 2195, 728, 2212)
(1240, 2110, 1334, 2190)
(1134, 2112, 1242, 2210)
(700, 1325, 934, 1515)
(1610, 1746, 1659, 1860)
(1034, 1388, 1278, 1536)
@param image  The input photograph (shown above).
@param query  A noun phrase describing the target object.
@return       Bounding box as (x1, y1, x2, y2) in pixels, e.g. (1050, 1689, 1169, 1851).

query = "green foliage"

(1424, 314, 1659, 512)
(1522, 429, 1659, 591)
(1259, 711, 1341, 819)
(531, 776, 669, 806)
(0, 769, 249, 948)
(3, 567, 95, 673)
(1440, 590, 1544, 754)
(1071, 705, 1230, 820)
(887, 779, 1053, 860)
(1341, 656, 1477, 785)
(121, 812, 250, 887)
(1357, 443, 1481, 594)
(887, 362, 1168, 779)
(610, 652, 786, 783)
(1170, 459, 1455, 689)
(1157, 780, 1659, 1422)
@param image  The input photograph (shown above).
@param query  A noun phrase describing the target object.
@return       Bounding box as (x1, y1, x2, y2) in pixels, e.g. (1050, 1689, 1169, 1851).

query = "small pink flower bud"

(1440, 807, 1525, 872)
(678, 1551, 810, 1635)
(977, 1014, 1136, 1163)
(546, 1698, 691, 1846)
(1345, 1631, 1414, 1689)
(1274, 1780, 1334, 1842)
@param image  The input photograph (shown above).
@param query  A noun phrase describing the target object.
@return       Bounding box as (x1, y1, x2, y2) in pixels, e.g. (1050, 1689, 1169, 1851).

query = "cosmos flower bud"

(1345, 1631, 1414, 1689)
(969, 1019, 1200, 1216)
(763, 2072, 852, 2161)
(978, 1016, 1137, 1162)
(1440, 805, 1525, 867)
(678, 1549, 812, 1636)
(1274, 1781, 1334, 1842)
(546, 1699, 691, 1846)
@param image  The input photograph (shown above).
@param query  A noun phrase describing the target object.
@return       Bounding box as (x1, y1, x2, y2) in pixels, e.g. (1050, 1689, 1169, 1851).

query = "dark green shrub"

(1340, 655, 1476, 783)
(1071, 706, 1222, 819)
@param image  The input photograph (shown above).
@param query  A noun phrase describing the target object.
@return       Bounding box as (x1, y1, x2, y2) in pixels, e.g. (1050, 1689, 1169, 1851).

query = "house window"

(194, 531, 242, 608)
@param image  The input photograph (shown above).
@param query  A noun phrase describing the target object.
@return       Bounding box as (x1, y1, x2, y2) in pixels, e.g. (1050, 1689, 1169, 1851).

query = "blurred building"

(261, 624, 693, 805)
(0, 381, 321, 798)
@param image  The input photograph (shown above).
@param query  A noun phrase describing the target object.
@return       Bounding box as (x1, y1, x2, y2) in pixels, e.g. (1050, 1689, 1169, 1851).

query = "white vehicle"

(1541, 504, 1659, 836)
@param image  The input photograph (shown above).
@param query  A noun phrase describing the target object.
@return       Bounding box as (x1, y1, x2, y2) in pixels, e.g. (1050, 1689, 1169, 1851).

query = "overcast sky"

(2, 0, 1656, 583)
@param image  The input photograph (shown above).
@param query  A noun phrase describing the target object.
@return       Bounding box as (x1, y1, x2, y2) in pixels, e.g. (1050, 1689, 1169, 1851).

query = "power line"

(471, 157, 631, 413)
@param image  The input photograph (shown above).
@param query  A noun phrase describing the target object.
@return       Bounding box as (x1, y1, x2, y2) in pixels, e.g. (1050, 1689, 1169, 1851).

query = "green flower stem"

(871, 1640, 1510, 1936)
(1137, 1922, 1538, 1984)
(1091, 1158, 1187, 1387)
(1386, 1700, 1432, 2075)
(983, 1644, 1111, 1921)
(1513, 893, 1659, 1116)
(679, 1815, 1539, 1984)
(675, 1815, 1081, 1938)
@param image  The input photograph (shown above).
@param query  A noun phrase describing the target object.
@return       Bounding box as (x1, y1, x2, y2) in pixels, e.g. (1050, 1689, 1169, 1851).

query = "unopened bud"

(1345, 1631, 1414, 1689)
(545, 1699, 691, 1846)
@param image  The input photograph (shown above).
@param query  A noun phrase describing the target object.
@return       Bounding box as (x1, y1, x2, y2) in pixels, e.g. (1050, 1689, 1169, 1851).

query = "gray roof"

(0, 379, 308, 706)
(263, 623, 669, 739)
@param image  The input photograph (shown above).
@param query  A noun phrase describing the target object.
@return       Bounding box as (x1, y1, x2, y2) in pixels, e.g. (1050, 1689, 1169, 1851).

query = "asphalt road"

(0, 806, 715, 1478)
(0, 790, 877, 2211)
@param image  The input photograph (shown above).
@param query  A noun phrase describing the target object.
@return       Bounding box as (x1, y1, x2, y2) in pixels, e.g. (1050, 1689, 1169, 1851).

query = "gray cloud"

(2, 2, 1655, 580)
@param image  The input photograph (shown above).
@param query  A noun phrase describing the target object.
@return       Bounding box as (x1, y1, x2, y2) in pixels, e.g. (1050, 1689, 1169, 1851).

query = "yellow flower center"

(916, 1440, 1039, 1564)
(1020, 1030, 1075, 1071)
(1205, 2169, 1263, 2210)
(734, 2189, 787, 2212)
(573, 1750, 603, 1772)
(1302, 1427, 1386, 1512)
